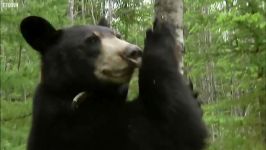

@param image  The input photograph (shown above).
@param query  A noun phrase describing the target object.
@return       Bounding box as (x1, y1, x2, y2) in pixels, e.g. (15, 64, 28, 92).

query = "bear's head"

(20, 16, 142, 92)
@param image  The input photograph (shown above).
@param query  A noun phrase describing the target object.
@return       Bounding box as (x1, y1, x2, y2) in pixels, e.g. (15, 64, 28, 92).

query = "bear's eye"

(85, 33, 99, 43)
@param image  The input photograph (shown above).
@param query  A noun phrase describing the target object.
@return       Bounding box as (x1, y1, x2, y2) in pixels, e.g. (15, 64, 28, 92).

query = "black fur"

(98, 17, 110, 27)
(134, 21, 207, 149)
(21, 16, 207, 150)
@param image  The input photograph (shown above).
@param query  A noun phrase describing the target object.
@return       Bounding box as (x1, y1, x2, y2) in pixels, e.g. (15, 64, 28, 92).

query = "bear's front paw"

(153, 19, 176, 38)
(145, 28, 154, 40)
(145, 19, 176, 45)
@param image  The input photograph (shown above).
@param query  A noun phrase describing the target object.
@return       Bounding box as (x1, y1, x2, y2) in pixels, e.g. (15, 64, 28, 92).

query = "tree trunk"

(89, 0, 96, 24)
(68, 0, 75, 25)
(81, 0, 85, 22)
(107, 0, 113, 26)
(101, 0, 106, 16)
(17, 44, 22, 71)
(154, 0, 184, 74)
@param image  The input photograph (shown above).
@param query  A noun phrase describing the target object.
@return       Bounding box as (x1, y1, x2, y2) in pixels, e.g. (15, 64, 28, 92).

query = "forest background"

(1, 0, 265, 149)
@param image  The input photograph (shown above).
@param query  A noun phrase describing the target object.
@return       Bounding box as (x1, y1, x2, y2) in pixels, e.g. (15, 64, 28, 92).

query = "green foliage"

(1, 100, 32, 150)
(184, 0, 266, 149)
(204, 95, 266, 150)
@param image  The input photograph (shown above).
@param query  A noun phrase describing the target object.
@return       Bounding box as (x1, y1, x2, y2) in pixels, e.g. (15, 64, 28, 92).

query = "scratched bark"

(154, 0, 184, 74)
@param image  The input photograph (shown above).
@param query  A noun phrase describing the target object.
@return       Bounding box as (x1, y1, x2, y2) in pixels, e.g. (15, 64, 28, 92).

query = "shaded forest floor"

(1, 99, 265, 150)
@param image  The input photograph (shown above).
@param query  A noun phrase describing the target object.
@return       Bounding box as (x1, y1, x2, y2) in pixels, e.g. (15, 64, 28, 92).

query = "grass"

(204, 101, 266, 150)
(1, 100, 32, 150)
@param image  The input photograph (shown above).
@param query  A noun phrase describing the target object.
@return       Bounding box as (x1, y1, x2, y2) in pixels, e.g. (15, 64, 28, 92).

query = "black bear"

(20, 16, 207, 150)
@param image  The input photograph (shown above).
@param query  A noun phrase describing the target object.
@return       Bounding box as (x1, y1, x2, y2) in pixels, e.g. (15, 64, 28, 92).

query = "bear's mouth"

(102, 67, 134, 78)
(127, 57, 142, 68)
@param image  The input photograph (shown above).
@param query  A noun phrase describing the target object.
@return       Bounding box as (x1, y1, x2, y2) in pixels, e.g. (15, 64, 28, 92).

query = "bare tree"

(107, 0, 114, 26)
(89, 0, 96, 24)
(68, 0, 75, 24)
(81, 0, 85, 21)
(154, 0, 184, 74)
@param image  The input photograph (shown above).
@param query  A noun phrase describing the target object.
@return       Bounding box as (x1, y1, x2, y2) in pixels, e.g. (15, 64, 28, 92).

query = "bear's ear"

(20, 16, 58, 53)
(98, 17, 110, 27)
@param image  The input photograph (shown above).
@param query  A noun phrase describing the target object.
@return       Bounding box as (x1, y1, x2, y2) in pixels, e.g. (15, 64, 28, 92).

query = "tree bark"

(101, 0, 106, 16)
(81, 0, 85, 21)
(89, 0, 96, 24)
(17, 44, 22, 71)
(107, 0, 113, 26)
(154, 0, 184, 74)
(68, 0, 75, 25)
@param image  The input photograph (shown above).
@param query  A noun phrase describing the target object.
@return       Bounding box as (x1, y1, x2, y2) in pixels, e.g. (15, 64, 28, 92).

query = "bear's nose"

(124, 46, 142, 60)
